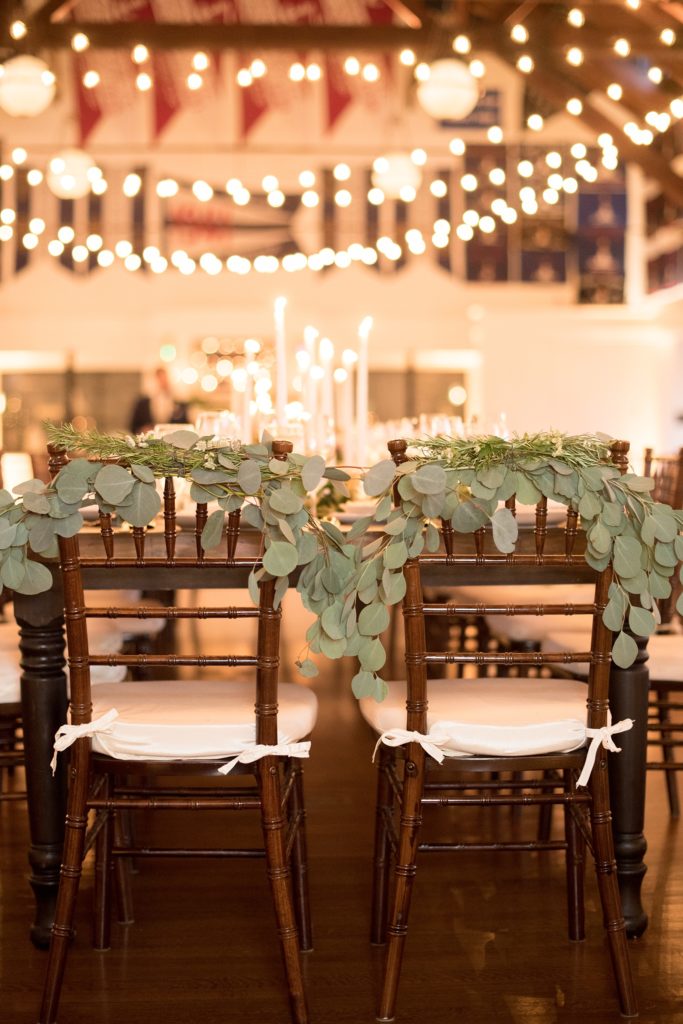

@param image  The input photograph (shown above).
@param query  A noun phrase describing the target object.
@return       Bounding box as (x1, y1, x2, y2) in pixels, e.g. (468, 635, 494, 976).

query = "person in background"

(129, 367, 190, 435)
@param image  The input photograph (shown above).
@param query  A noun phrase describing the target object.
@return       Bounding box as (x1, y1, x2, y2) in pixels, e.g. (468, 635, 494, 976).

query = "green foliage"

(3, 426, 682, 699)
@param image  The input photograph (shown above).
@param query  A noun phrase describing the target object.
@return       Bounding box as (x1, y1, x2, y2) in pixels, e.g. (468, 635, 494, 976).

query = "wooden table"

(14, 526, 650, 947)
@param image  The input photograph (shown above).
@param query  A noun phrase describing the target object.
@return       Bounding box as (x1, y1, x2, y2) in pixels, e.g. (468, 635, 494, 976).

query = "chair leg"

(563, 770, 585, 941)
(377, 744, 426, 1024)
(588, 760, 638, 1018)
(257, 757, 309, 1024)
(113, 810, 135, 926)
(654, 686, 680, 818)
(38, 740, 91, 1024)
(288, 762, 313, 953)
(371, 745, 395, 946)
(93, 776, 113, 950)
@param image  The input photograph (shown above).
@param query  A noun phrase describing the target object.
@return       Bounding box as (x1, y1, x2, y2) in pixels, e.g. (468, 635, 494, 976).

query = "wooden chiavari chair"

(362, 438, 636, 1022)
(38, 440, 315, 1024)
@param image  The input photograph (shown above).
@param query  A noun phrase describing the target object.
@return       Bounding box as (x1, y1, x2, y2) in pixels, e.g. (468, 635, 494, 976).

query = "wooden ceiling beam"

(26, 0, 76, 24)
(380, 1, 434, 29)
(25, 21, 434, 51)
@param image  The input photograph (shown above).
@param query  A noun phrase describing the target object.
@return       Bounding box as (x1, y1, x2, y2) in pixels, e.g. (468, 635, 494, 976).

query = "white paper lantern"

(416, 58, 479, 121)
(47, 148, 95, 199)
(371, 153, 422, 200)
(0, 55, 56, 117)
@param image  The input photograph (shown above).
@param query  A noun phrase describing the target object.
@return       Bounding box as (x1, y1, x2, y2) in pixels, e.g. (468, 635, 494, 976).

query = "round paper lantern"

(371, 153, 422, 200)
(47, 149, 94, 199)
(0, 55, 56, 117)
(416, 58, 479, 121)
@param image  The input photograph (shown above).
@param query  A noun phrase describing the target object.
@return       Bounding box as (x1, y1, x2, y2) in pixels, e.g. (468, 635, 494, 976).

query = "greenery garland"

(0, 425, 680, 702)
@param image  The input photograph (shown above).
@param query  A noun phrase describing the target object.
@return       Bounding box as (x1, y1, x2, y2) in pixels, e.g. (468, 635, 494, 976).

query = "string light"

(614, 38, 631, 57)
(301, 190, 319, 207)
(132, 44, 149, 64)
(449, 138, 466, 156)
(187, 73, 203, 90)
(27, 169, 43, 186)
(236, 68, 253, 87)
(362, 63, 380, 82)
(430, 179, 448, 198)
(333, 163, 351, 181)
(123, 173, 142, 197)
(452, 35, 472, 55)
(344, 57, 360, 76)
(567, 8, 585, 27)
(400, 49, 416, 66)
(83, 70, 100, 89)
(136, 72, 153, 91)
(11, 147, 27, 164)
(469, 59, 486, 79)
(192, 180, 213, 202)
(566, 98, 583, 115)
(527, 113, 544, 131)
(517, 55, 534, 73)
(660, 28, 676, 46)
(487, 126, 503, 144)
(157, 178, 179, 198)
(510, 25, 528, 44)
(648, 67, 663, 84)
(289, 63, 305, 82)
(607, 83, 623, 101)
(546, 151, 562, 168)
(566, 47, 584, 67)
(10, 20, 27, 40)
(71, 32, 90, 52)
(250, 59, 266, 78)
(192, 52, 209, 72)
(306, 63, 323, 81)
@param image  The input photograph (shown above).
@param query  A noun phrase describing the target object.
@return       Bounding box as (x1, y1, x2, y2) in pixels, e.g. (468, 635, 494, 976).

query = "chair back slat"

(195, 502, 208, 560)
(132, 526, 146, 560)
(99, 512, 115, 559)
(565, 507, 579, 557)
(163, 477, 176, 559)
(535, 497, 548, 556)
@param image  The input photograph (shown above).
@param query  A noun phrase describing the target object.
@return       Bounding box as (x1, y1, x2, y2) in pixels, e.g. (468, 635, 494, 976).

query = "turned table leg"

(15, 578, 68, 950)
(608, 634, 650, 939)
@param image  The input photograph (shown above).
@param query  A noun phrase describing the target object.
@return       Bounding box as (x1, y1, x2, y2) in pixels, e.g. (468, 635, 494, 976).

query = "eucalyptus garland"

(0, 426, 680, 702)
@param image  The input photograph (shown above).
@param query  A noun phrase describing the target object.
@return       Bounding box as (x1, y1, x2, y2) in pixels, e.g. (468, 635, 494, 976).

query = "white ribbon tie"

(577, 718, 634, 789)
(373, 729, 450, 765)
(218, 741, 311, 776)
(51, 708, 120, 774)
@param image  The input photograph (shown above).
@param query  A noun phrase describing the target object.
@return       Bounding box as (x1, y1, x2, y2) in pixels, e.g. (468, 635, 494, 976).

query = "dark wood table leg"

(14, 574, 67, 950)
(608, 634, 650, 938)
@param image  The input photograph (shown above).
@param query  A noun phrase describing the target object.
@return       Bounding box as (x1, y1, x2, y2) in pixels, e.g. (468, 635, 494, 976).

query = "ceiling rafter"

(25, 21, 433, 51)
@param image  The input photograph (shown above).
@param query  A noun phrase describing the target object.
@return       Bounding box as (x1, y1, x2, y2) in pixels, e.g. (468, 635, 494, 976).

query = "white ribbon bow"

(218, 741, 311, 776)
(373, 729, 450, 765)
(51, 708, 120, 774)
(577, 718, 634, 789)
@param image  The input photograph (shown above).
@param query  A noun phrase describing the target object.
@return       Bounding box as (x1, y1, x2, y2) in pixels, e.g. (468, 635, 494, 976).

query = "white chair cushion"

(83, 680, 318, 761)
(360, 677, 589, 758)
(542, 627, 683, 682)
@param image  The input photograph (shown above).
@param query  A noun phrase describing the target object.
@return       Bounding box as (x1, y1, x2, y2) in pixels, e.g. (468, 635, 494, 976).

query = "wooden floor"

(2, 595, 683, 1023)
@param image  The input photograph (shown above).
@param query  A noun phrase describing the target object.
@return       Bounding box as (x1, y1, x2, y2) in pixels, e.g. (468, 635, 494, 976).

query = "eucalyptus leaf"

(201, 509, 225, 551)
(612, 631, 638, 669)
(237, 460, 262, 495)
(163, 429, 199, 450)
(602, 591, 626, 632)
(0, 555, 25, 591)
(425, 522, 441, 552)
(364, 460, 397, 497)
(118, 481, 162, 528)
(131, 463, 156, 484)
(351, 669, 378, 699)
(52, 511, 84, 538)
(491, 507, 518, 554)
(14, 559, 53, 596)
(94, 464, 136, 505)
(301, 455, 326, 492)
(0, 521, 18, 550)
(269, 487, 304, 515)
(268, 458, 289, 476)
(358, 602, 391, 636)
(262, 540, 298, 577)
(22, 491, 50, 515)
(296, 658, 319, 679)
(412, 464, 447, 495)
(384, 540, 409, 570)
(359, 637, 386, 672)
(628, 606, 656, 637)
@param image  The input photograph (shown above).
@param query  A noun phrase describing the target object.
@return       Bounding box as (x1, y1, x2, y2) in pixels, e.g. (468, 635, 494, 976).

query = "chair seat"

(83, 680, 318, 762)
(360, 677, 589, 758)
(542, 626, 683, 682)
